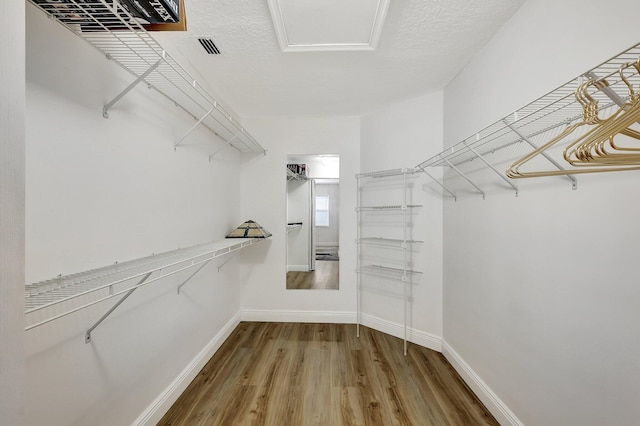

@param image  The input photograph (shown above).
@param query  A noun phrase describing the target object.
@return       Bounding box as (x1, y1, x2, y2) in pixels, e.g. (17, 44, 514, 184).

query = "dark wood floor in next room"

(158, 322, 498, 426)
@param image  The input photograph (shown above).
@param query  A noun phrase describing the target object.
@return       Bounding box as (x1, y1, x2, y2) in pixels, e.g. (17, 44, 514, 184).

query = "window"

(315, 195, 330, 227)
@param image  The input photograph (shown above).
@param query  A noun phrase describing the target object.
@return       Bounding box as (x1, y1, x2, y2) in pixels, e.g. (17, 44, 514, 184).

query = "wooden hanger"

(507, 63, 640, 178)
(564, 60, 640, 166)
(506, 78, 612, 178)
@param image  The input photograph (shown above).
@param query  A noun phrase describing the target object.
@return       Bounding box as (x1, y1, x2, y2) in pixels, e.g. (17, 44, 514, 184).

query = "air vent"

(197, 38, 221, 55)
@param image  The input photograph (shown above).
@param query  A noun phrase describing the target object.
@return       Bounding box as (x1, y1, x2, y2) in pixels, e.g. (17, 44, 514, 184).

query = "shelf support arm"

(463, 142, 519, 196)
(217, 250, 242, 271)
(440, 155, 486, 200)
(209, 133, 240, 161)
(175, 103, 217, 148)
(176, 259, 212, 294)
(103, 58, 163, 118)
(416, 167, 457, 201)
(503, 120, 577, 190)
(85, 272, 152, 343)
(584, 71, 626, 107)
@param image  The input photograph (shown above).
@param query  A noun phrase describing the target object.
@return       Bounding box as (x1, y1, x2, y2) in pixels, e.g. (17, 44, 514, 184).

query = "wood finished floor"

(286, 260, 339, 290)
(159, 322, 498, 426)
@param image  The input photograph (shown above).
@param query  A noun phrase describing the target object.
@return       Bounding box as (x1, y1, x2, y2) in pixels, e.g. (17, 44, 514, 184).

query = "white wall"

(240, 116, 359, 316)
(359, 92, 444, 347)
(443, 0, 640, 424)
(25, 5, 262, 425)
(0, 0, 25, 424)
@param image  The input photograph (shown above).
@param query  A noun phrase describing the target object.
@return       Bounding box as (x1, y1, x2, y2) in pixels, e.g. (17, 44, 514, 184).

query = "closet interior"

(16, 1, 640, 425)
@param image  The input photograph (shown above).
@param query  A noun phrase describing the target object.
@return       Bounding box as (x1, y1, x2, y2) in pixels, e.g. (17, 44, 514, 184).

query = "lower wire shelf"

(25, 238, 264, 333)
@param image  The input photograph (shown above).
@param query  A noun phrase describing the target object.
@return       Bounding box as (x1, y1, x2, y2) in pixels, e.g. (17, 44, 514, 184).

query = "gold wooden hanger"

(507, 62, 640, 178)
(506, 78, 611, 178)
(565, 60, 640, 165)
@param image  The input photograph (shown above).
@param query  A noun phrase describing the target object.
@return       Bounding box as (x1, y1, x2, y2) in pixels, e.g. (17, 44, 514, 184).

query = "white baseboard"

(241, 309, 355, 324)
(359, 313, 442, 352)
(133, 311, 242, 426)
(240, 310, 441, 353)
(287, 265, 309, 272)
(442, 341, 523, 426)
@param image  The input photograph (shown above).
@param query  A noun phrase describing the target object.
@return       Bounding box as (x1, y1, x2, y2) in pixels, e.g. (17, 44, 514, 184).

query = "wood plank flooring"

(158, 322, 498, 426)
(286, 260, 339, 290)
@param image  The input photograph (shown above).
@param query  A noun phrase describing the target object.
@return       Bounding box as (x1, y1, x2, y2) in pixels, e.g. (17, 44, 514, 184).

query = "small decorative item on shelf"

(226, 220, 272, 238)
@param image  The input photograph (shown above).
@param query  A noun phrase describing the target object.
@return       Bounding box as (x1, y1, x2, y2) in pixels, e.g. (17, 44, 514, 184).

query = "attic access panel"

(267, 0, 390, 52)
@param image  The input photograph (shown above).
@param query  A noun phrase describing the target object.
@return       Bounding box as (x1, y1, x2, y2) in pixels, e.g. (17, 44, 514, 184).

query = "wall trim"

(442, 341, 523, 426)
(240, 310, 442, 353)
(241, 309, 356, 324)
(360, 313, 442, 352)
(133, 311, 242, 426)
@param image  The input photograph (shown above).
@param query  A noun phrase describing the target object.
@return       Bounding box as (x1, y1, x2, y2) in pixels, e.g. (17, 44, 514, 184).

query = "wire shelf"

(356, 204, 422, 211)
(29, 0, 265, 154)
(418, 42, 640, 198)
(358, 265, 423, 282)
(357, 237, 423, 248)
(357, 168, 419, 179)
(25, 238, 263, 331)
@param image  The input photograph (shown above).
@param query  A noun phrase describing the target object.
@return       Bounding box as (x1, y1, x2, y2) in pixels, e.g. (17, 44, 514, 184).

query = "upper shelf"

(417, 42, 640, 200)
(30, 0, 265, 154)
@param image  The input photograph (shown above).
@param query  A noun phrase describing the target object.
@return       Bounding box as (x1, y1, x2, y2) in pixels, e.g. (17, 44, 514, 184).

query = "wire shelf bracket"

(416, 167, 457, 201)
(463, 141, 518, 197)
(103, 57, 164, 119)
(503, 120, 578, 190)
(440, 154, 486, 199)
(85, 271, 152, 343)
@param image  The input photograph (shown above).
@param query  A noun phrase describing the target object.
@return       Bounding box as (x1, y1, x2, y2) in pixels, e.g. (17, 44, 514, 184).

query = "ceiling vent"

(197, 37, 221, 55)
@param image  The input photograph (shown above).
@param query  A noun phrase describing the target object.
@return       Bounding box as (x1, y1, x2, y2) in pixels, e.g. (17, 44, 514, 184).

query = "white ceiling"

(155, 0, 525, 117)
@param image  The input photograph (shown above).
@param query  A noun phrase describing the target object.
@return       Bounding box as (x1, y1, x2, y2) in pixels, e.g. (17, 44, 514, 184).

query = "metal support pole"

(402, 171, 408, 356)
(504, 120, 577, 190)
(175, 104, 217, 148)
(463, 142, 519, 196)
(356, 176, 361, 339)
(176, 259, 212, 294)
(440, 155, 486, 199)
(85, 272, 152, 343)
(417, 167, 457, 200)
(103, 59, 163, 118)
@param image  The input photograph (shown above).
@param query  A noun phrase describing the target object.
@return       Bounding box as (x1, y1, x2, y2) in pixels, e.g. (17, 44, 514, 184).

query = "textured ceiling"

(155, 0, 525, 117)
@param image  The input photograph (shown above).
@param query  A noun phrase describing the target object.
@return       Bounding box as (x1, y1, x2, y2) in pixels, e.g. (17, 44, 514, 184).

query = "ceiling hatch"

(267, 0, 390, 52)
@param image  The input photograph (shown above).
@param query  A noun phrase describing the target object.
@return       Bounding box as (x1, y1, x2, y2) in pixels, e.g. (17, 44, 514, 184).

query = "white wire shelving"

(357, 237, 423, 249)
(357, 265, 423, 281)
(286, 168, 308, 181)
(25, 238, 264, 342)
(417, 42, 640, 200)
(356, 167, 422, 355)
(29, 0, 265, 154)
